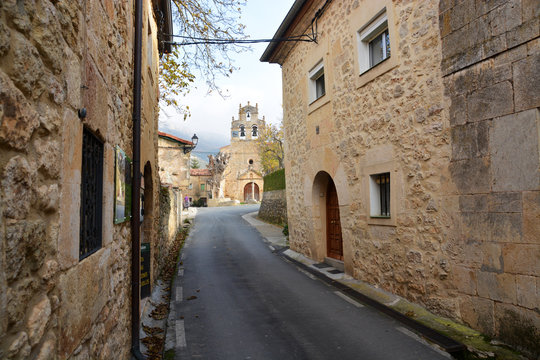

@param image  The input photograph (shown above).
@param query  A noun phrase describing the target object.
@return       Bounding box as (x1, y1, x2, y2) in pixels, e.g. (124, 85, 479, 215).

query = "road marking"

(396, 327, 451, 358)
(297, 267, 317, 280)
(334, 291, 364, 307)
(176, 320, 187, 348)
(176, 287, 183, 302)
(178, 268, 184, 277)
(181, 253, 186, 260)
(268, 245, 275, 251)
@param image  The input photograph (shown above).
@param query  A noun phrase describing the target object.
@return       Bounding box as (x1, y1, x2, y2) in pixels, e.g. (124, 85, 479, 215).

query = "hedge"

(263, 168, 286, 191)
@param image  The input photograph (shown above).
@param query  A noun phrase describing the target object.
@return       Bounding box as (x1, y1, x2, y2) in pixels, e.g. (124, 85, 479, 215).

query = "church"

(219, 102, 265, 202)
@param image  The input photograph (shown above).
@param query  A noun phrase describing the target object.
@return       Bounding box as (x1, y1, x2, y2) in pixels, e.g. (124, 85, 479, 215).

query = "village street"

(169, 205, 448, 360)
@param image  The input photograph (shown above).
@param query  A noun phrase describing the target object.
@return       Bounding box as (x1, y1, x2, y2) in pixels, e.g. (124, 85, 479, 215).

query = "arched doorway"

(244, 182, 260, 201)
(326, 178, 343, 260)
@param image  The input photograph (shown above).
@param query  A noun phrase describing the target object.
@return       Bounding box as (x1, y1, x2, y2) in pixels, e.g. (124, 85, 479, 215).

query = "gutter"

(131, 0, 144, 358)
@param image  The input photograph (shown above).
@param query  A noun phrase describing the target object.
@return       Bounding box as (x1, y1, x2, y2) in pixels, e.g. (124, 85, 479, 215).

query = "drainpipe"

(131, 0, 144, 358)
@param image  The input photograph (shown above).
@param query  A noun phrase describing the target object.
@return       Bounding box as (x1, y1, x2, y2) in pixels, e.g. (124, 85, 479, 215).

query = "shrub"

(263, 169, 286, 192)
(191, 198, 205, 207)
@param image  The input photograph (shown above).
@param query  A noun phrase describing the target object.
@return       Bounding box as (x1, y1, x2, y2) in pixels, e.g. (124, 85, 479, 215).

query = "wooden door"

(244, 183, 252, 202)
(326, 180, 343, 260)
(253, 183, 260, 201)
(244, 182, 260, 201)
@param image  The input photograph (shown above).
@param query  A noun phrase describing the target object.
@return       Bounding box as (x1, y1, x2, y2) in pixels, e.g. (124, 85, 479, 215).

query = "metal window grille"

(377, 173, 390, 217)
(79, 128, 104, 260)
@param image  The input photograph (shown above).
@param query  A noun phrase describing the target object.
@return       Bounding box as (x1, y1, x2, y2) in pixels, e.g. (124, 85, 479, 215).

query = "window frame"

(308, 61, 326, 103)
(357, 11, 390, 74)
(369, 172, 390, 218)
(79, 127, 104, 260)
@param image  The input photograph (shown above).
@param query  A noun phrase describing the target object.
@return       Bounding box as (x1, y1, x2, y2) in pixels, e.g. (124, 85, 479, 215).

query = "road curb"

(277, 250, 467, 358)
(243, 211, 466, 357)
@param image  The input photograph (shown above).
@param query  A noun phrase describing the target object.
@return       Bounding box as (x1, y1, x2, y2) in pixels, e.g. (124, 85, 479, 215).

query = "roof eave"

(260, 0, 309, 64)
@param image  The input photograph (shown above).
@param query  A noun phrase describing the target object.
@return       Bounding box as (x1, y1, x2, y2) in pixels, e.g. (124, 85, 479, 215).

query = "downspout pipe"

(131, 0, 144, 358)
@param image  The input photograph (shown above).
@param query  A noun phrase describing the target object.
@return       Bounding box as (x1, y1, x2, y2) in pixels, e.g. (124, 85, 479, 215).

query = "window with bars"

(80, 128, 104, 259)
(370, 172, 390, 217)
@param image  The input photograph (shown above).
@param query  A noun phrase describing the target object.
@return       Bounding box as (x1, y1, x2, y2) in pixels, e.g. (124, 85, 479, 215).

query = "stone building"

(0, 0, 172, 358)
(158, 131, 196, 190)
(262, 0, 539, 355)
(186, 168, 212, 205)
(220, 102, 265, 202)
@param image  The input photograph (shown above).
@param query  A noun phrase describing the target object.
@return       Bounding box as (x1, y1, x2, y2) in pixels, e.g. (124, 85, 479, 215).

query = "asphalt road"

(173, 205, 448, 360)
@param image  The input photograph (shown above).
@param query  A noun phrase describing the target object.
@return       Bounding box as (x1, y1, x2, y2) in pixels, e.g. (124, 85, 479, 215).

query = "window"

(189, 183, 193, 189)
(309, 61, 325, 102)
(370, 172, 390, 217)
(358, 10, 390, 73)
(246, 111, 251, 120)
(80, 128, 104, 259)
(201, 183, 205, 191)
(239, 125, 245, 138)
(248, 159, 254, 165)
(252, 125, 258, 137)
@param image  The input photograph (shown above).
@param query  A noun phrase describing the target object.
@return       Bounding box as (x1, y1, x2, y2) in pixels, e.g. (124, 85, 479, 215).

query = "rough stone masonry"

(267, 0, 539, 357)
(0, 0, 164, 359)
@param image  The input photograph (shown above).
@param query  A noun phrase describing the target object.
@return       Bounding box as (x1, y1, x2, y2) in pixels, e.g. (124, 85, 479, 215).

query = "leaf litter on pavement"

(141, 227, 189, 360)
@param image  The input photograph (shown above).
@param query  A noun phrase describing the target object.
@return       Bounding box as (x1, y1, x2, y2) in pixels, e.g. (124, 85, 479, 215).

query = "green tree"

(160, 0, 248, 116)
(191, 157, 201, 169)
(256, 121, 284, 175)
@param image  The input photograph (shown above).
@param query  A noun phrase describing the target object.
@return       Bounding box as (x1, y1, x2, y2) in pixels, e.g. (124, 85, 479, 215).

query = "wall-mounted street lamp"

(184, 133, 198, 154)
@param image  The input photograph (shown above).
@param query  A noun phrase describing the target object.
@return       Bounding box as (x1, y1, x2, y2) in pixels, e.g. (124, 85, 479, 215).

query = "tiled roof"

(190, 168, 211, 176)
(158, 131, 194, 145)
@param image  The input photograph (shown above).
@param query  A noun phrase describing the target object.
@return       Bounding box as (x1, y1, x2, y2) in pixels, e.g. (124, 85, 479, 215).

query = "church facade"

(219, 103, 265, 202)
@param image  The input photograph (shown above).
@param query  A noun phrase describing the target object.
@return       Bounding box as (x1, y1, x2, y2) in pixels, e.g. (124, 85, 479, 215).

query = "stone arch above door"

(311, 171, 344, 261)
(303, 148, 350, 208)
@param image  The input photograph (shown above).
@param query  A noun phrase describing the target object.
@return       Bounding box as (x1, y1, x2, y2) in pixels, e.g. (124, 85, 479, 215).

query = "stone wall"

(0, 0, 161, 358)
(158, 186, 183, 272)
(440, 0, 539, 355)
(274, 0, 538, 355)
(186, 173, 211, 202)
(280, 0, 456, 318)
(258, 190, 288, 225)
(158, 136, 192, 190)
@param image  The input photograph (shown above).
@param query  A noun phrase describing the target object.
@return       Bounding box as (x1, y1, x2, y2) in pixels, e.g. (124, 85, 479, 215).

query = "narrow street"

(171, 205, 449, 360)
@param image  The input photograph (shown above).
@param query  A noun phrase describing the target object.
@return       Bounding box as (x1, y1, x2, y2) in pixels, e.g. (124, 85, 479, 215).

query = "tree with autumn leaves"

(160, 0, 248, 117)
(256, 122, 285, 175)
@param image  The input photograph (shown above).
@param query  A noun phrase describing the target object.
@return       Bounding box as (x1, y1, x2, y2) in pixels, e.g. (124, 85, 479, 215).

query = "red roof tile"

(158, 131, 194, 145)
(190, 169, 211, 176)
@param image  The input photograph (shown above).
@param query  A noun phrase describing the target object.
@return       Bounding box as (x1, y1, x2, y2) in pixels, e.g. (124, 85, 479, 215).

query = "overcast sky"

(159, 0, 294, 160)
